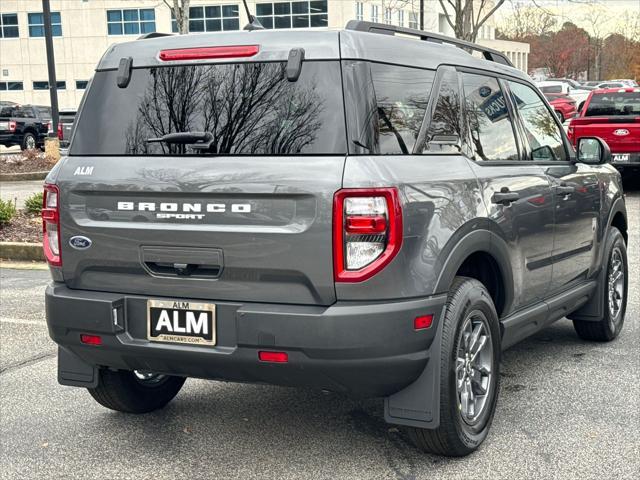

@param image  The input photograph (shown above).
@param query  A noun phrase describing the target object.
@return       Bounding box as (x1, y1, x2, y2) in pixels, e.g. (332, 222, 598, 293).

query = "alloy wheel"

(456, 310, 493, 426)
(607, 246, 624, 327)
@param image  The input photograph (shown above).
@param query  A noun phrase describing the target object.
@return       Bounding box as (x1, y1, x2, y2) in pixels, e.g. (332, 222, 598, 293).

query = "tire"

(555, 110, 564, 124)
(406, 277, 501, 457)
(88, 369, 186, 413)
(21, 132, 37, 151)
(573, 227, 627, 342)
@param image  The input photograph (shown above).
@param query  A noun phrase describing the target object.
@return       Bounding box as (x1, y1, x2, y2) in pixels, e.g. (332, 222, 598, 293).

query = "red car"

(543, 93, 577, 123)
(568, 87, 640, 175)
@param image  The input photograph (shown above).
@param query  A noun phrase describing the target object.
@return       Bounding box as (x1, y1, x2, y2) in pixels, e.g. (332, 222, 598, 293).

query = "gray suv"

(44, 21, 629, 457)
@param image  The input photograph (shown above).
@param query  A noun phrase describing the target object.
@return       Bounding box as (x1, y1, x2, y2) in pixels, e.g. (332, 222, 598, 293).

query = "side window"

(461, 73, 519, 161)
(508, 81, 567, 162)
(344, 61, 435, 155)
(423, 68, 463, 154)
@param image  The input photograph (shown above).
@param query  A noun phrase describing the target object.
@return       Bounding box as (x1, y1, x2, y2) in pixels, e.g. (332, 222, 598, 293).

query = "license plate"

(147, 300, 216, 346)
(0, 121, 8, 130)
(612, 154, 630, 162)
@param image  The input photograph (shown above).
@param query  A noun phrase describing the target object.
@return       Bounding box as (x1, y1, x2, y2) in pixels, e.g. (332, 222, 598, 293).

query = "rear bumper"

(611, 152, 640, 171)
(0, 133, 22, 146)
(46, 283, 445, 397)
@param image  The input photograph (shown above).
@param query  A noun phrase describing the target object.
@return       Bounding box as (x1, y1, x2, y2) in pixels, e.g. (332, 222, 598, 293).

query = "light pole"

(419, 0, 424, 30)
(42, 0, 59, 138)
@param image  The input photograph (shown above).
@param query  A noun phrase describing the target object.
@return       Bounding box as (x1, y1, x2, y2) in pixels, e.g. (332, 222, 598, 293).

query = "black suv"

(44, 22, 628, 457)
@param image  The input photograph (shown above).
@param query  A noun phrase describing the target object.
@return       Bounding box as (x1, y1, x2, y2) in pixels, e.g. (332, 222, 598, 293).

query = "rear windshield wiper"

(147, 132, 214, 151)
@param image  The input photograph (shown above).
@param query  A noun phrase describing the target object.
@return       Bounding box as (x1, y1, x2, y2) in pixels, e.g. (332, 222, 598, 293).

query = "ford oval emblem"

(613, 129, 629, 136)
(69, 236, 92, 250)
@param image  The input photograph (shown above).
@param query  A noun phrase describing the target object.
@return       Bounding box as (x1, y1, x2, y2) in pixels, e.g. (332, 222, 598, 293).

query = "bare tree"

(163, 0, 191, 34)
(438, 0, 507, 41)
(497, 3, 557, 39)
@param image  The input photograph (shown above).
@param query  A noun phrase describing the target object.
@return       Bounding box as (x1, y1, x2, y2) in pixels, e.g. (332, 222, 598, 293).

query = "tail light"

(57, 123, 63, 140)
(42, 184, 61, 266)
(8, 120, 16, 132)
(567, 123, 575, 145)
(46, 121, 52, 133)
(333, 188, 402, 282)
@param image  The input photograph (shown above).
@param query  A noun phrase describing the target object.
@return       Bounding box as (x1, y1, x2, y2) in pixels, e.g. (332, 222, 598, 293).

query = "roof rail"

(345, 20, 513, 67)
(137, 32, 175, 40)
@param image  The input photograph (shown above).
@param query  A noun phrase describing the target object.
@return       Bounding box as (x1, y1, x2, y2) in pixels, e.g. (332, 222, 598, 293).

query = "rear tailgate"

(57, 39, 346, 306)
(56, 155, 343, 305)
(569, 117, 640, 154)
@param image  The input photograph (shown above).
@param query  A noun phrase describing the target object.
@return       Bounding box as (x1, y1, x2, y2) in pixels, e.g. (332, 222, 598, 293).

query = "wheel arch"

(434, 228, 514, 318)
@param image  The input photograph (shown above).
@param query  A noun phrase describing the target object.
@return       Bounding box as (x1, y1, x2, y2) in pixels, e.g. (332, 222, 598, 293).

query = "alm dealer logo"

(117, 201, 251, 220)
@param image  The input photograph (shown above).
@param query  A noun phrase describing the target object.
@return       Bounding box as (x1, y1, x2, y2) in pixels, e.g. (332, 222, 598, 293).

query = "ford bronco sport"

(44, 21, 629, 457)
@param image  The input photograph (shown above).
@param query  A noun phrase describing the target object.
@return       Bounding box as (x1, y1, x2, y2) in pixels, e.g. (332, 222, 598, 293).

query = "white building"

(0, 0, 529, 108)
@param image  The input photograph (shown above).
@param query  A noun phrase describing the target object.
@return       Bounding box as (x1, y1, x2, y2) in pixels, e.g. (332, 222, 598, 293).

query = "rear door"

(461, 72, 555, 310)
(59, 59, 347, 306)
(507, 80, 600, 291)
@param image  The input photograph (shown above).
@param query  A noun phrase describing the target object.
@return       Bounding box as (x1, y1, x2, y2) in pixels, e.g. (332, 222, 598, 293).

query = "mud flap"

(58, 346, 99, 388)
(383, 312, 444, 429)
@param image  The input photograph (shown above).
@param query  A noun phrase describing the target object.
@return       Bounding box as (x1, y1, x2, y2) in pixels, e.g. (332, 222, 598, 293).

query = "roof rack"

(345, 20, 513, 67)
(137, 32, 174, 40)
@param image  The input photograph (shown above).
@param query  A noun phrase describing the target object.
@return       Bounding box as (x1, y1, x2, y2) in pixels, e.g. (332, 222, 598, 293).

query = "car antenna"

(241, 0, 264, 31)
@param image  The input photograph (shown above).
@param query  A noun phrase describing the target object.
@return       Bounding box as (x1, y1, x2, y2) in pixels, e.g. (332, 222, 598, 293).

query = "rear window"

(70, 61, 346, 155)
(585, 92, 640, 116)
(539, 85, 563, 94)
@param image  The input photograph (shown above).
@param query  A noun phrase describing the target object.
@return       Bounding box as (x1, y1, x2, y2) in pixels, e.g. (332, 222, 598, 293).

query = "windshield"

(585, 92, 640, 116)
(70, 61, 346, 155)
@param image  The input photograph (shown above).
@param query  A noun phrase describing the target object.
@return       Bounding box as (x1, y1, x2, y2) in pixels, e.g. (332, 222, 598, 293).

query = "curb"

(0, 242, 45, 262)
(0, 171, 49, 182)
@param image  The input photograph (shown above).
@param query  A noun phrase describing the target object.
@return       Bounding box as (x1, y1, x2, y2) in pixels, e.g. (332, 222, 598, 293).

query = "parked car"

(544, 92, 577, 123)
(44, 21, 628, 458)
(54, 108, 77, 153)
(0, 104, 50, 150)
(568, 87, 640, 175)
(609, 79, 638, 87)
(537, 80, 591, 112)
(589, 82, 626, 90)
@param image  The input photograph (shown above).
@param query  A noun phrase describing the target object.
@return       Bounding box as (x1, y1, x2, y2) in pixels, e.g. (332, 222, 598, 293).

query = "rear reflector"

(80, 334, 102, 346)
(258, 351, 288, 363)
(159, 45, 259, 61)
(414, 315, 434, 330)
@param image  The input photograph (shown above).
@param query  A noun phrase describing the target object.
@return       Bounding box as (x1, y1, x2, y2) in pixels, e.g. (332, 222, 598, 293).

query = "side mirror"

(577, 137, 611, 165)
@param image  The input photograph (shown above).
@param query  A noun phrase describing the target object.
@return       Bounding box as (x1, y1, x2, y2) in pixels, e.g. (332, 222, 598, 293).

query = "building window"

(33, 81, 66, 90)
(256, 1, 328, 29)
(107, 9, 155, 35)
(371, 5, 379, 23)
(172, 5, 239, 33)
(408, 11, 418, 29)
(76, 80, 88, 90)
(384, 8, 392, 24)
(397, 10, 404, 27)
(355, 2, 363, 21)
(28, 12, 62, 37)
(0, 13, 19, 38)
(0, 82, 24, 91)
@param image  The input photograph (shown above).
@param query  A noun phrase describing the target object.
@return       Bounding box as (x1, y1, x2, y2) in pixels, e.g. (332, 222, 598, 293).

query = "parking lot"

(1, 187, 638, 480)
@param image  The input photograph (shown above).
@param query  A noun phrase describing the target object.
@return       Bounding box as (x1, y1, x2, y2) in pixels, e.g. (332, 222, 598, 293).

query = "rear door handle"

(491, 188, 520, 205)
(556, 184, 575, 196)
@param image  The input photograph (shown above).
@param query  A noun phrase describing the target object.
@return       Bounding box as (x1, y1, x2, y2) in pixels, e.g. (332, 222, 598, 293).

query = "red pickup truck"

(568, 87, 640, 175)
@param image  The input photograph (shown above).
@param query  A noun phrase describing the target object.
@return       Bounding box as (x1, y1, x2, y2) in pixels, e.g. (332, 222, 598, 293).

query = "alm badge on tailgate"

(147, 300, 216, 346)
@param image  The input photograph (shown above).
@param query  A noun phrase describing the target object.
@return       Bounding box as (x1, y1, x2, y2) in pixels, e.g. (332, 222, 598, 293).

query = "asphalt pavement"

(0, 188, 638, 480)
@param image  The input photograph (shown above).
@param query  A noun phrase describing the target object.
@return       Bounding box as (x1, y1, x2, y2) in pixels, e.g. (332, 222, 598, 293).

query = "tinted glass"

(539, 85, 563, 94)
(462, 74, 519, 161)
(585, 92, 640, 116)
(424, 69, 463, 154)
(344, 61, 434, 154)
(509, 81, 566, 161)
(71, 61, 346, 156)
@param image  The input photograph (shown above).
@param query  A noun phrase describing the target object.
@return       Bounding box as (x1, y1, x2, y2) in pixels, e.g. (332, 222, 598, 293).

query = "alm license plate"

(0, 121, 8, 131)
(147, 300, 216, 346)
(613, 154, 630, 163)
